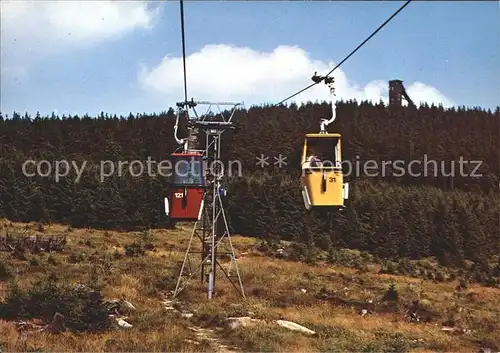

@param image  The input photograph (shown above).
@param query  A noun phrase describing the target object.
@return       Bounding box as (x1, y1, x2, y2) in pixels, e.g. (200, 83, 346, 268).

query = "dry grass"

(0, 219, 499, 352)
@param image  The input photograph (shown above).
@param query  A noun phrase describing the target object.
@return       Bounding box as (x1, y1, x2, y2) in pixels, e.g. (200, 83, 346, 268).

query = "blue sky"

(1, 1, 498, 117)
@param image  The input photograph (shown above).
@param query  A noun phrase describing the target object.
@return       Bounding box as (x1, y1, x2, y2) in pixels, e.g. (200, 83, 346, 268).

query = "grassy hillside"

(1, 220, 498, 352)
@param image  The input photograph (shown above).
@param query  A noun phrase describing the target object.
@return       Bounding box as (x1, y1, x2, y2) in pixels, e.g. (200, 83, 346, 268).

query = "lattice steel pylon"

(172, 101, 246, 299)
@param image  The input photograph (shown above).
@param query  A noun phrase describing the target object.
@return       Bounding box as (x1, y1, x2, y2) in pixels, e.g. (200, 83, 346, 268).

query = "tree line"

(0, 101, 498, 266)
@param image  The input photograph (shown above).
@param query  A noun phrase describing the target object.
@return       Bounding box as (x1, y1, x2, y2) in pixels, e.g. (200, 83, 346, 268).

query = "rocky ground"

(0, 220, 499, 352)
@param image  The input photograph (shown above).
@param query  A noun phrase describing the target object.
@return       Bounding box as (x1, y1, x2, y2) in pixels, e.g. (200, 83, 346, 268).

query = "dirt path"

(188, 326, 239, 353)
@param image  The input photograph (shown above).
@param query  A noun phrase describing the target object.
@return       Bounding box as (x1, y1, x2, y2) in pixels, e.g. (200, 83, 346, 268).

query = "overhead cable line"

(274, 0, 413, 106)
(180, 0, 189, 105)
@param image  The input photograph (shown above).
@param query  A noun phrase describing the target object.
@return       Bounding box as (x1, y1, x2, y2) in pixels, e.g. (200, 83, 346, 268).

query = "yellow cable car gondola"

(300, 74, 348, 210)
(300, 132, 348, 210)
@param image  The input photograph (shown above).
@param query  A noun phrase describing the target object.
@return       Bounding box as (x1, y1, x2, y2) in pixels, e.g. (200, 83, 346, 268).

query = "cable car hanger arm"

(312, 73, 337, 133)
(173, 108, 186, 148)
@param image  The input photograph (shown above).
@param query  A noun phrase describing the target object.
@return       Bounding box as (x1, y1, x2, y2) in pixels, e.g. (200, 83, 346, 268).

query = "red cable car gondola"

(166, 151, 206, 220)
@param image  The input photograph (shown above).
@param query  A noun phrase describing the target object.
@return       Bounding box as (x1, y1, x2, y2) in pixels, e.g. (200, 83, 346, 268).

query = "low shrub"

(0, 278, 110, 332)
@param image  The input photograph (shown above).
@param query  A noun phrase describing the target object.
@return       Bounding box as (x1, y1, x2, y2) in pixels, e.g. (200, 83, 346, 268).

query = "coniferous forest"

(1, 101, 499, 269)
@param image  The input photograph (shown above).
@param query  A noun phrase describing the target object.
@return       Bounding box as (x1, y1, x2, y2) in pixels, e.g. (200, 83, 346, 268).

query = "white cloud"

(138, 44, 455, 109)
(1, 1, 159, 45)
(0, 0, 160, 73)
(406, 82, 454, 107)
